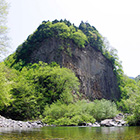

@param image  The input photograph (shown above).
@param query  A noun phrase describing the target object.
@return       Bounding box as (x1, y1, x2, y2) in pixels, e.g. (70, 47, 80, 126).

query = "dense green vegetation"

(0, 62, 13, 109)
(1, 62, 80, 120)
(43, 99, 118, 126)
(117, 76, 140, 125)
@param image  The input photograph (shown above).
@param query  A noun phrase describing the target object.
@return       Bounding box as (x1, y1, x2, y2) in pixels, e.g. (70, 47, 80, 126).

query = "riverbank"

(0, 115, 45, 128)
(0, 114, 128, 128)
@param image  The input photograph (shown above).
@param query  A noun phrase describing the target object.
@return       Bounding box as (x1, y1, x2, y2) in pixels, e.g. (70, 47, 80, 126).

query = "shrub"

(0, 62, 13, 110)
(42, 100, 95, 126)
(91, 99, 118, 121)
(42, 99, 118, 125)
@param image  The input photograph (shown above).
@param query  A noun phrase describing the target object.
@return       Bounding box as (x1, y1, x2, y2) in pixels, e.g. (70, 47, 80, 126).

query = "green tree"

(29, 62, 80, 105)
(52, 22, 70, 39)
(72, 30, 88, 48)
(9, 72, 39, 120)
(117, 75, 140, 125)
(0, 62, 12, 109)
(121, 89, 140, 125)
(0, 0, 9, 58)
(91, 99, 118, 121)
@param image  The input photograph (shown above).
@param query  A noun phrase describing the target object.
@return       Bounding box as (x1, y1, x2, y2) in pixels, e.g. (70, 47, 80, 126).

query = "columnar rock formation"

(28, 38, 120, 100)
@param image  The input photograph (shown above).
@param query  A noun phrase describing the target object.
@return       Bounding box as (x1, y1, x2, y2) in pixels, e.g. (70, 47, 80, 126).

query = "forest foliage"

(117, 76, 140, 125)
(43, 99, 118, 126)
(1, 62, 80, 120)
(0, 62, 13, 109)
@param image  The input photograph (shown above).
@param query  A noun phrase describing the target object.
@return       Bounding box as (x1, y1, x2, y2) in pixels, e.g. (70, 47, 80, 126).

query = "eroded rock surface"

(29, 38, 120, 100)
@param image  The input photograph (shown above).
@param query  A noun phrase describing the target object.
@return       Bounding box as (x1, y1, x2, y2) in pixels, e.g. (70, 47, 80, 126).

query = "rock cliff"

(28, 37, 120, 100)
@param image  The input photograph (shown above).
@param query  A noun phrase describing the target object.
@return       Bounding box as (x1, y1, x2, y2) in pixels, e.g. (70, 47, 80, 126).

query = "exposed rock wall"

(29, 37, 120, 100)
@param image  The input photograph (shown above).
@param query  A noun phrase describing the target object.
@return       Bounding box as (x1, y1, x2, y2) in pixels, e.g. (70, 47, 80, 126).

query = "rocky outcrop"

(86, 122, 100, 127)
(29, 38, 120, 100)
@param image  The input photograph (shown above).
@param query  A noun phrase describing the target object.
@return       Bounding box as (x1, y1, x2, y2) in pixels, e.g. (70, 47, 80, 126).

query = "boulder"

(101, 119, 112, 127)
(86, 122, 100, 127)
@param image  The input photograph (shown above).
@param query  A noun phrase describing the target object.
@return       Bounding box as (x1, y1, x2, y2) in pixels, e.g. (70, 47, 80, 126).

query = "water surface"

(0, 126, 140, 140)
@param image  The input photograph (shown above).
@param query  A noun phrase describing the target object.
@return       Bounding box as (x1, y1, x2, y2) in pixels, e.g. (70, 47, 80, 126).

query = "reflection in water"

(0, 127, 38, 133)
(100, 127, 125, 133)
(0, 126, 140, 140)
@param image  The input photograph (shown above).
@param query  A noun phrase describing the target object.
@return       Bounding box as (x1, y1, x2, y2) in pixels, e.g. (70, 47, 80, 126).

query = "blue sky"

(6, 0, 140, 77)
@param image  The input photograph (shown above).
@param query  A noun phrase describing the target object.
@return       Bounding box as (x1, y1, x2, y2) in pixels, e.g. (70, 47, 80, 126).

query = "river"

(0, 126, 140, 140)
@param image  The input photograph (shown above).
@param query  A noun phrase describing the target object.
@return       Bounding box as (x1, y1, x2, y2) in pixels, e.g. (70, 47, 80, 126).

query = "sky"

(6, 0, 140, 77)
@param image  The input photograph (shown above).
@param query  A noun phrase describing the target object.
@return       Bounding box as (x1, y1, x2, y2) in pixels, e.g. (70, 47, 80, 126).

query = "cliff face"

(29, 37, 120, 100)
